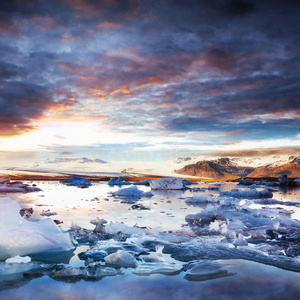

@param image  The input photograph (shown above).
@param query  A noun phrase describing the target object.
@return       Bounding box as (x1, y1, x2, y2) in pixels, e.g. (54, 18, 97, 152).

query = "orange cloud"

(109, 86, 131, 96)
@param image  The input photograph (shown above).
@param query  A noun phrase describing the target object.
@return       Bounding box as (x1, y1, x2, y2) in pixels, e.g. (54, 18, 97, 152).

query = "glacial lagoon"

(1, 180, 300, 299)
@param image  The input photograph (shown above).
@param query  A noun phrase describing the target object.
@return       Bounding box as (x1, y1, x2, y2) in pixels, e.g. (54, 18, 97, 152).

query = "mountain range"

(175, 156, 300, 179)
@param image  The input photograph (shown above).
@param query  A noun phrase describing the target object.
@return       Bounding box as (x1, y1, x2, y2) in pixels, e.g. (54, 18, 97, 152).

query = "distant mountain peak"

(175, 158, 254, 179)
(175, 156, 300, 179)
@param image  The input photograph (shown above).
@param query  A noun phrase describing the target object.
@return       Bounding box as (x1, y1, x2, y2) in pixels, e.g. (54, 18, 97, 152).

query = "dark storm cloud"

(0, 81, 54, 135)
(0, 0, 299, 139)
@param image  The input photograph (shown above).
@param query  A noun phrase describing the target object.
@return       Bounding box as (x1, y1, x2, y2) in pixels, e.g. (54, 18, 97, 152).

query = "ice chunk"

(233, 233, 248, 247)
(0, 197, 75, 261)
(149, 178, 184, 190)
(5, 255, 31, 263)
(80, 240, 147, 262)
(51, 266, 122, 282)
(0, 181, 41, 193)
(61, 177, 91, 188)
(141, 245, 165, 262)
(104, 250, 137, 267)
(90, 217, 107, 233)
(221, 188, 273, 199)
(51, 267, 87, 282)
(111, 186, 153, 198)
(108, 176, 130, 186)
(239, 178, 254, 185)
(86, 267, 122, 279)
(133, 262, 182, 276)
(209, 220, 220, 232)
(0, 261, 54, 278)
(70, 222, 81, 230)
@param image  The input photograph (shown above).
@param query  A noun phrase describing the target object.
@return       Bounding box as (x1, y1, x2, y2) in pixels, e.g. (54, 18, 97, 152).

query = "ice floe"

(104, 250, 137, 267)
(5, 255, 31, 264)
(221, 188, 273, 199)
(61, 177, 91, 188)
(0, 178, 41, 193)
(111, 186, 153, 198)
(0, 197, 75, 261)
(149, 178, 184, 190)
(133, 261, 182, 276)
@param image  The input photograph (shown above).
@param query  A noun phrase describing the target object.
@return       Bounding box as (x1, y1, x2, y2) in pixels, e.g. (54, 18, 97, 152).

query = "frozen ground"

(0, 180, 300, 299)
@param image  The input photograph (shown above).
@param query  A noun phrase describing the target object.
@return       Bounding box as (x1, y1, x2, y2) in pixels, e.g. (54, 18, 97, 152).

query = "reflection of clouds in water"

(1, 260, 300, 299)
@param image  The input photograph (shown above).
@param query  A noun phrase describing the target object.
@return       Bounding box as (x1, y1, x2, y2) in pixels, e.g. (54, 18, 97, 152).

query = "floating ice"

(132, 262, 182, 276)
(149, 178, 184, 190)
(90, 217, 107, 233)
(5, 255, 31, 264)
(233, 233, 248, 247)
(51, 266, 123, 282)
(104, 250, 137, 267)
(108, 176, 130, 186)
(0, 197, 75, 261)
(0, 179, 41, 193)
(140, 245, 165, 262)
(79, 240, 147, 262)
(221, 188, 273, 199)
(61, 177, 91, 188)
(111, 186, 153, 198)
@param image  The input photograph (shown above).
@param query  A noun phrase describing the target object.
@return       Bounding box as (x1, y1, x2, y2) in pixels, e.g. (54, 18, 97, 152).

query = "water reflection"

(1, 260, 300, 299)
(1, 181, 300, 299)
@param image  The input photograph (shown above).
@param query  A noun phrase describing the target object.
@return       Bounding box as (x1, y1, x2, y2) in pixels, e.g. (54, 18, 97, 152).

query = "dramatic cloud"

(0, 0, 299, 150)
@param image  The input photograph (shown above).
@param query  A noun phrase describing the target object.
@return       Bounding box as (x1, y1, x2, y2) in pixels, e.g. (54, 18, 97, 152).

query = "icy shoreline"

(0, 178, 300, 291)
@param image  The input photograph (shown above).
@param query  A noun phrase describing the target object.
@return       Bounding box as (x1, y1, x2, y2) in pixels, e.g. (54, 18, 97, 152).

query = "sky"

(0, 0, 299, 165)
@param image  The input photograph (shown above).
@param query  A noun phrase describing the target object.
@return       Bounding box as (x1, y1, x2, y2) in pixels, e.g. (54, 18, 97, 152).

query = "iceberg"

(149, 178, 184, 190)
(104, 250, 137, 267)
(108, 176, 130, 186)
(132, 262, 182, 276)
(0, 179, 41, 193)
(0, 197, 75, 261)
(5, 255, 31, 264)
(61, 177, 91, 188)
(221, 188, 273, 199)
(111, 186, 153, 198)
(140, 245, 165, 262)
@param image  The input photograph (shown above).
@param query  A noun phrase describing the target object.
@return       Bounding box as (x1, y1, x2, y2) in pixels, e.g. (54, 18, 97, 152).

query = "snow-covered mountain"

(175, 158, 255, 179)
(175, 156, 300, 179)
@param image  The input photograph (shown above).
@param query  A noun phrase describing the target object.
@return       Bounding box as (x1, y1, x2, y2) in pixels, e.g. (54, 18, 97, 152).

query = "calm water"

(1, 181, 300, 299)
